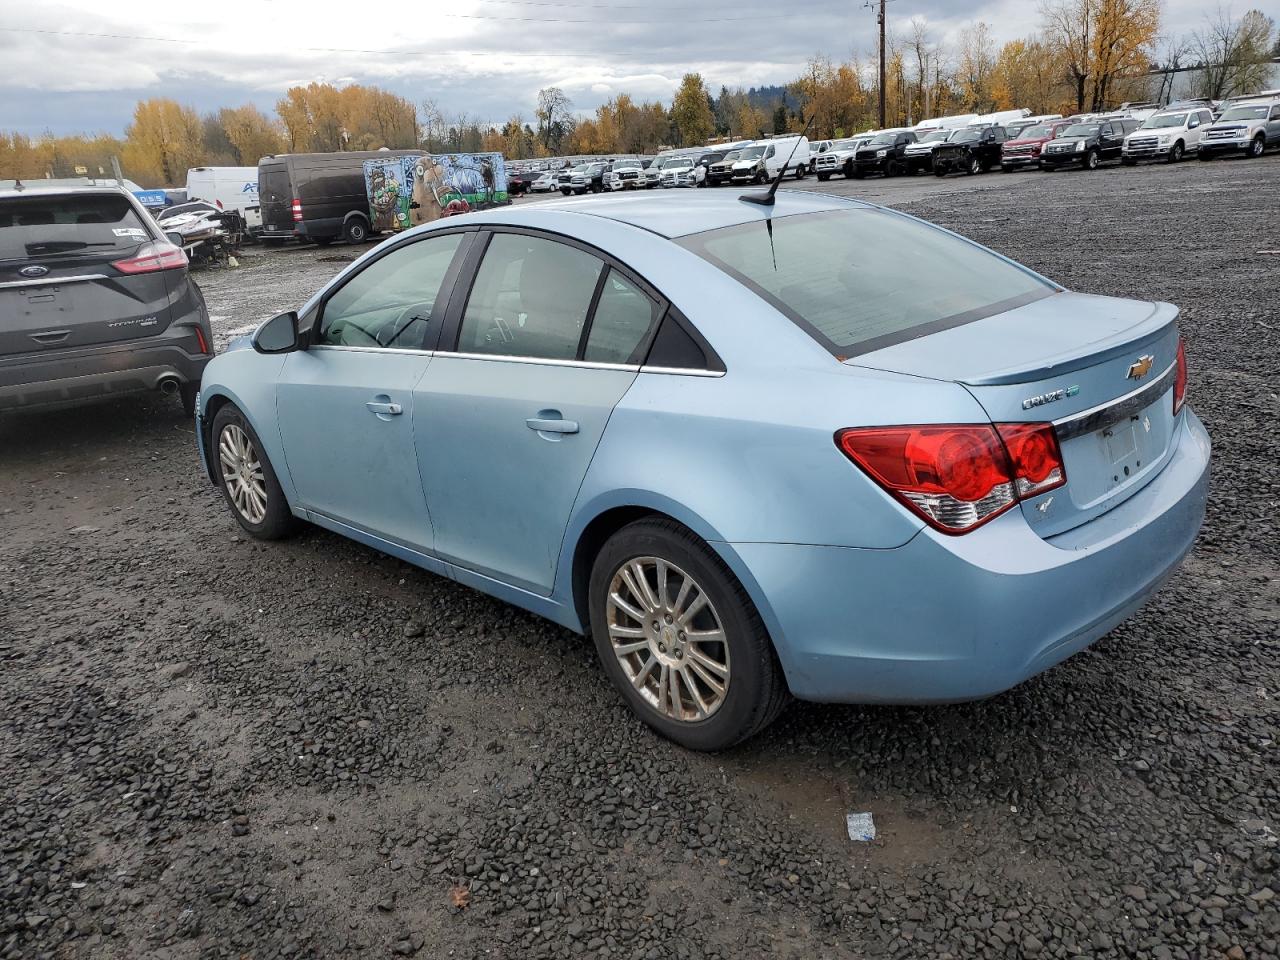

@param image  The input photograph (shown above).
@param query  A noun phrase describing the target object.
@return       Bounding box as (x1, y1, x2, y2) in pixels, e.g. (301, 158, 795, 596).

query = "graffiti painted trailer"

(363, 153, 509, 233)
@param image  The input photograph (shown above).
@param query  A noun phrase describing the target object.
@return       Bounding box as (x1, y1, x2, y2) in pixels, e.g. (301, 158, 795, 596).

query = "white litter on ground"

(846, 812, 876, 842)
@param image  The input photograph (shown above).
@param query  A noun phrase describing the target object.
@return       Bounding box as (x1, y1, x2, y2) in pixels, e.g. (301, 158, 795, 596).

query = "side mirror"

(253, 310, 300, 354)
(1189, 120, 1199, 128)
(165, 231, 184, 247)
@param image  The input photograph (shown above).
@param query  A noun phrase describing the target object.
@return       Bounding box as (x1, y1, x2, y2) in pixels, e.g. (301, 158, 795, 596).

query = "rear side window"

(0, 194, 150, 261)
(681, 209, 1054, 357)
(584, 270, 659, 364)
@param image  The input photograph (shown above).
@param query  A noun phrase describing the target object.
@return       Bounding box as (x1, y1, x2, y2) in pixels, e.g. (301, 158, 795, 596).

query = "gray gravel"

(2, 156, 1277, 960)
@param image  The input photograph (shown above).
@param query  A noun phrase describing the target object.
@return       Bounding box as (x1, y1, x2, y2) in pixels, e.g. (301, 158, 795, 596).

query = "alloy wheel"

(605, 557, 730, 722)
(218, 424, 268, 524)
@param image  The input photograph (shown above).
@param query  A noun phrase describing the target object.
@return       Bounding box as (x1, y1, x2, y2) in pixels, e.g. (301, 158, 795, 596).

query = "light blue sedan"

(195, 190, 1210, 750)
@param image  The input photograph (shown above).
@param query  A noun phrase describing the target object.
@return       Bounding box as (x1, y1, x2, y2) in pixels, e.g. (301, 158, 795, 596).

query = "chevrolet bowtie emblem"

(1127, 355, 1154, 380)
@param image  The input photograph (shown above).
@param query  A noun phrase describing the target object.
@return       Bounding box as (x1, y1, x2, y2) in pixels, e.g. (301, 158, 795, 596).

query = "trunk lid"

(847, 291, 1181, 536)
(0, 191, 176, 357)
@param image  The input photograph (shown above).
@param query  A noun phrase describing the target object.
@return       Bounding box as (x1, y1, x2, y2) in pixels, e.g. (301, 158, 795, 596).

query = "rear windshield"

(680, 209, 1054, 357)
(0, 193, 150, 261)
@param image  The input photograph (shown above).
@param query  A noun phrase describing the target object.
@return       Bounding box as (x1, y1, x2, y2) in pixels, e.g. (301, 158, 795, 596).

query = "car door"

(274, 229, 472, 550)
(1269, 106, 1280, 146)
(413, 229, 664, 594)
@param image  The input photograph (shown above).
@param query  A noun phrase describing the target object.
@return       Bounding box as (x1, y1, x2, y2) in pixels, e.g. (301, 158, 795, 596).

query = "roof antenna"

(740, 113, 817, 208)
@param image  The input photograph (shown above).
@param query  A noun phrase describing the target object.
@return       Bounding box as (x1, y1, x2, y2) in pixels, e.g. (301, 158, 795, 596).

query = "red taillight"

(836, 422, 1066, 535)
(111, 240, 187, 274)
(291, 198, 303, 222)
(194, 325, 209, 355)
(1173, 339, 1187, 415)
(995, 422, 1066, 498)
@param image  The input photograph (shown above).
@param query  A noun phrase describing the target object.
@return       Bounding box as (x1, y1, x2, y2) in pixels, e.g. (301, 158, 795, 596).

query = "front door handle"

(366, 400, 403, 416)
(526, 417, 579, 435)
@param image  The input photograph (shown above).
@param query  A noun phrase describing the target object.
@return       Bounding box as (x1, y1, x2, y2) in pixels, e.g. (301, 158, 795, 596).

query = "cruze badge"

(1127, 355, 1154, 380)
(1021, 384, 1080, 410)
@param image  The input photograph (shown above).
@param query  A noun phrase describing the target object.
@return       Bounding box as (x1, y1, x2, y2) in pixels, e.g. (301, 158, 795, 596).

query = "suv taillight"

(291, 198, 303, 222)
(1173, 339, 1187, 415)
(111, 240, 187, 274)
(836, 423, 1066, 535)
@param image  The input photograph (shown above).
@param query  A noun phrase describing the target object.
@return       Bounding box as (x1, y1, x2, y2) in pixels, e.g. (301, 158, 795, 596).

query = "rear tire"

(794, 163, 806, 180)
(342, 218, 368, 244)
(210, 404, 299, 541)
(588, 518, 788, 751)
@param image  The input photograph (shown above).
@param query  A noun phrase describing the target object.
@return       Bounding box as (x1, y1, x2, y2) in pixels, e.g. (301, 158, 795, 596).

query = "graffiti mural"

(364, 153, 508, 233)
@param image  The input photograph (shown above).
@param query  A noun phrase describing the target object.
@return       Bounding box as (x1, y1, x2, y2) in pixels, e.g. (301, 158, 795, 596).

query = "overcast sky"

(0, 0, 1226, 137)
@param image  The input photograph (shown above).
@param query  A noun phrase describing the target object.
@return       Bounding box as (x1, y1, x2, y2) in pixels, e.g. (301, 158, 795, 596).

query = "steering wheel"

(378, 301, 435, 348)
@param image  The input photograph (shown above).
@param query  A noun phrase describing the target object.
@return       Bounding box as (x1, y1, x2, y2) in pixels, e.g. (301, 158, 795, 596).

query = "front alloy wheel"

(606, 557, 730, 722)
(219, 423, 268, 525)
(1249, 135, 1265, 158)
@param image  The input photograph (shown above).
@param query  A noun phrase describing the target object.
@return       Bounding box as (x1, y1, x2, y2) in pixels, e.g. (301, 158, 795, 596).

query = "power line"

(0, 25, 812, 58)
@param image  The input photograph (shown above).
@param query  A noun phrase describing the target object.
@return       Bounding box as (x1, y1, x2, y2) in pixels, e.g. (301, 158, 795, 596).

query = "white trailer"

(184, 167, 262, 233)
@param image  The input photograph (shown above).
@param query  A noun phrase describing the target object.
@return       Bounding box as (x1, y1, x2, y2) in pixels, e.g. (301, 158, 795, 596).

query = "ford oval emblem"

(19, 264, 49, 278)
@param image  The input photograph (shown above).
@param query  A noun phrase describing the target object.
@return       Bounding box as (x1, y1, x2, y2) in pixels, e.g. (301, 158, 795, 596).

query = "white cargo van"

(727, 136, 812, 184)
(184, 167, 261, 233)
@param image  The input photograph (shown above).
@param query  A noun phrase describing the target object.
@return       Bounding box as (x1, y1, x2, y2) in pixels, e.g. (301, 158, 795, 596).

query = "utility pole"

(877, 0, 886, 128)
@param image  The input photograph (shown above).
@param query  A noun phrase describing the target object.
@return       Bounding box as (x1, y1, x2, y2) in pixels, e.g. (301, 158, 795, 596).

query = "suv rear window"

(680, 209, 1054, 357)
(0, 193, 150, 262)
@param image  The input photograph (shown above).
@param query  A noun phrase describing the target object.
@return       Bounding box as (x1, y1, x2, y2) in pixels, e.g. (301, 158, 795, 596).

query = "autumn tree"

(1188, 7, 1278, 99)
(219, 106, 283, 165)
(122, 98, 203, 186)
(1040, 0, 1161, 112)
(956, 22, 998, 111)
(672, 73, 715, 146)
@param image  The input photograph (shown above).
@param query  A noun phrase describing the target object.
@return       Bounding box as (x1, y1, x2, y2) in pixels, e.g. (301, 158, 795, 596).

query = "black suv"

(0, 185, 212, 415)
(852, 131, 918, 177)
(1039, 118, 1140, 170)
(931, 125, 1008, 176)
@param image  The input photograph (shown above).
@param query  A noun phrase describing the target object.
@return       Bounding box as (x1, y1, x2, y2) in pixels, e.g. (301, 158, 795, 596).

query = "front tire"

(1168, 141, 1184, 163)
(1083, 149, 1099, 170)
(588, 519, 788, 751)
(211, 404, 299, 541)
(817, 172, 831, 181)
(1249, 135, 1265, 158)
(968, 156, 982, 175)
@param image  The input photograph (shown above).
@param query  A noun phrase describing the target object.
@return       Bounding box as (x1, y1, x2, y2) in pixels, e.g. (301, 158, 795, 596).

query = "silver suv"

(0, 185, 212, 415)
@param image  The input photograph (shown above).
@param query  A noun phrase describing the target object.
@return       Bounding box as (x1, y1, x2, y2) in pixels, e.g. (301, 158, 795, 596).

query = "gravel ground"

(2, 157, 1277, 960)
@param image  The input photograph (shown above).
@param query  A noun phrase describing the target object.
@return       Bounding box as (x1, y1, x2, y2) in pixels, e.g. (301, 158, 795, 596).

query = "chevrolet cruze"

(194, 191, 1209, 750)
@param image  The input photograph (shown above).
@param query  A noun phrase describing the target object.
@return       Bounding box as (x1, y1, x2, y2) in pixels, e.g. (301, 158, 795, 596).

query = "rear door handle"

(366, 401, 403, 416)
(526, 417, 579, 434)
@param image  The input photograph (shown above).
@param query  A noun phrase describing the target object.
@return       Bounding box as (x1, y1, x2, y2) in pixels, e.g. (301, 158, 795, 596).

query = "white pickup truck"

(1122, 105, 1215, 164)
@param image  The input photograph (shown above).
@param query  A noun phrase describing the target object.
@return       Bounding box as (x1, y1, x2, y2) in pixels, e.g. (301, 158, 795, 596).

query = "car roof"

(0, 184, 134, 200)
(476, 189, 868, 239)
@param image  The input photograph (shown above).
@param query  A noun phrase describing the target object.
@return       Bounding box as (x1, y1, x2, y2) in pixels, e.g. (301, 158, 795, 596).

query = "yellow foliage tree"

(672, 73, 714, 146)
(219, 106, 283, 165)
(122, 98, 203, 186)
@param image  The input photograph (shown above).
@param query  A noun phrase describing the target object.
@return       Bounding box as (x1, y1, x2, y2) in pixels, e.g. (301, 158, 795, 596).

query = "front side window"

(457, 234, 603, 360)
(681, 209, 1054, 357)
(318, 232, 463, 349)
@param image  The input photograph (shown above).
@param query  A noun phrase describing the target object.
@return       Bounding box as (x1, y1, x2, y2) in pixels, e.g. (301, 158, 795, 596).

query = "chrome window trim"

(0, 273, 108, 290)
(308, 344, 434, 357)
(639, 365, 726, 378)
(446, 350, 640, 372)
(1052, 359, 1177, 441)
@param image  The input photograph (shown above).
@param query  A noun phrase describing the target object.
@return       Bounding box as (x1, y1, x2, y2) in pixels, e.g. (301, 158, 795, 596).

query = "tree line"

(1, 2, 1275, 186)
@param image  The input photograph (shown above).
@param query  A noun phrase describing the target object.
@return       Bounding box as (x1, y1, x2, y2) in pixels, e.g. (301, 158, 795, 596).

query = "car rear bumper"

(0, 333, 209, 411)
(722, 409, 1210, 704)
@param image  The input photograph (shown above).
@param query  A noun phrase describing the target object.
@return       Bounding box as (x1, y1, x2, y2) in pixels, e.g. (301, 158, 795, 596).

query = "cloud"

(0, 0, 1223, 136)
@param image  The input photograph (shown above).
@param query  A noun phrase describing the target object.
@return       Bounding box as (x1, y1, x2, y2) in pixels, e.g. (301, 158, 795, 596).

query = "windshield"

(953, 129, 984, 143)
(919, 130, 951, 143)
(1142, 113, 1188, 129)
(720, 150, 742, 162)
(866, 134, 897, 146)
(681, 209, 1052, 356)
(738, 146, 767, 160)
(0, 193, 151, 261)
(1062, 123, 1100, 138)
(1221, 105, 1268, 121)
(834, 138, 863, 150)
(669, 159, 693, 168)
(1015, 124, 1055, 139)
